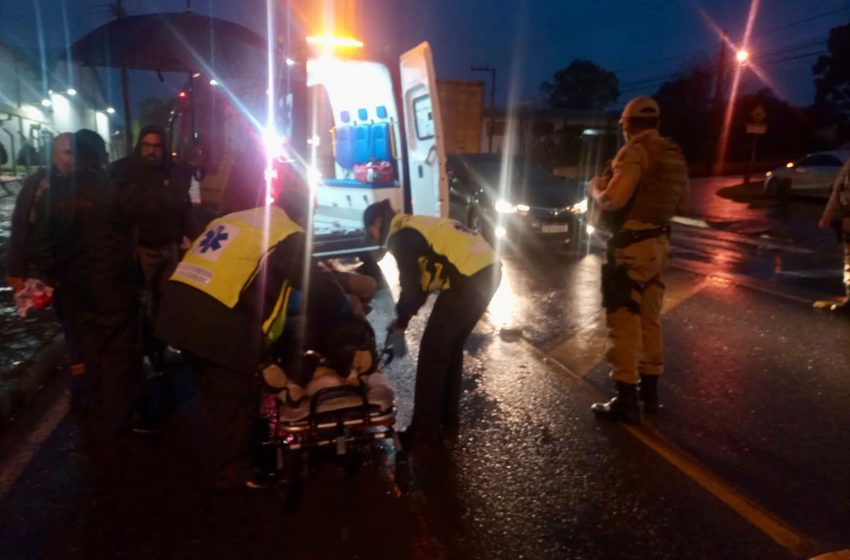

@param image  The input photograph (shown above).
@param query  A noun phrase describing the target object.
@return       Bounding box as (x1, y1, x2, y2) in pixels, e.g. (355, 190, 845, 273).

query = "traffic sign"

(746, 123, 767, 135)
(750, 104, 767, 123)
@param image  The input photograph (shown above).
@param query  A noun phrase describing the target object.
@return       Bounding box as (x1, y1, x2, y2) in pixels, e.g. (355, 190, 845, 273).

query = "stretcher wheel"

(278, 452, 302, 513)
(343, 448, 363, 476)
(393, 450, 412, 493)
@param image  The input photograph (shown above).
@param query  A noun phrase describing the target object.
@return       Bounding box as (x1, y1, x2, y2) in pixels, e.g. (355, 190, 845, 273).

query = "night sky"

(1, 0, 848, 119)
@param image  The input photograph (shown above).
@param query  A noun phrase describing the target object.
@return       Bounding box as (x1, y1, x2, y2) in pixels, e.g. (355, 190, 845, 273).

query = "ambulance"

(169, 36, 449, 258)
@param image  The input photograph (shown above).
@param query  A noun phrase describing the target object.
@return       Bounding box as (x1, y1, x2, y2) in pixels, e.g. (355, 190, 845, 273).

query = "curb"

(0, 334, 65, 428)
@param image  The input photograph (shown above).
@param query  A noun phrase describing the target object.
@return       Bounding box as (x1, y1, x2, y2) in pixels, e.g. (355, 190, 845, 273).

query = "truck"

(169, 36, 452, 258)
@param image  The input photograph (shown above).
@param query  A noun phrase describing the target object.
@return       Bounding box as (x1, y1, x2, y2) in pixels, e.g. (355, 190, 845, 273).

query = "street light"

(736, 49, 749, 64)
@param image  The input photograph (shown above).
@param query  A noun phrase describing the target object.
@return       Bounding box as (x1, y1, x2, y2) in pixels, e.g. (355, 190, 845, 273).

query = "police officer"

(589, 97, 689, 425)
(363, 200, 501, 448)
(818, 157, 850, 314)
(155, 163, 349, 490)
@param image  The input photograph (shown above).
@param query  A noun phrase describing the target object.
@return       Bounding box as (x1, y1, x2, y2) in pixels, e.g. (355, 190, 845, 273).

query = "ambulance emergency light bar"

(305, 35, 364, 48)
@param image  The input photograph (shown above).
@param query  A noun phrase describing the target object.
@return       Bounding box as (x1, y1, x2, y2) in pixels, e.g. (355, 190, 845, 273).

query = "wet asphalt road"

(1, 177, 849, 559)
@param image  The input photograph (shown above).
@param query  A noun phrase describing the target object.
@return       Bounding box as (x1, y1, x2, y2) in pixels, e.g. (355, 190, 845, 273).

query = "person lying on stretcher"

(262, 314, 394, 416)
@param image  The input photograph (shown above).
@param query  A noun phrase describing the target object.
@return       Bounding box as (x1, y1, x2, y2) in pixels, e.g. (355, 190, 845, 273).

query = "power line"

(617, 49, 830, 96)
(544, 0, 675, 50)
(610, 5, 847, 78)
(755, 6, 850, 38)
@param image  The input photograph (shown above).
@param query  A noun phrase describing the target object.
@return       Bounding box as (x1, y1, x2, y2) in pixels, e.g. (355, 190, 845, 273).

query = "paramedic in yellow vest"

(363, 200, 501, 449)
(589, 96, 689, 426)
(155, 165, 349, 490)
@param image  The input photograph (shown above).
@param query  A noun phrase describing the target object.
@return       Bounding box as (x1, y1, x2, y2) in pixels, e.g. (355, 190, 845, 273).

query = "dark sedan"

(446, 153, 589, 247)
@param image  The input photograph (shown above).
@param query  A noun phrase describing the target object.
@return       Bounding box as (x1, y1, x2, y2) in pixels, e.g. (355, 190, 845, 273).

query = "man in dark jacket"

(4, 133, 90, 410)
(156, 165, 350, 490)
(111, 125, 197, 371)
(43, 129, 144, 442)
(5, 132, 73, 288)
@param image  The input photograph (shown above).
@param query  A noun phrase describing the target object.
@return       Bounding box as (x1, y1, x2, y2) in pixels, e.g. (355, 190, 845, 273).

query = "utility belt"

(607, 225, 670, 251)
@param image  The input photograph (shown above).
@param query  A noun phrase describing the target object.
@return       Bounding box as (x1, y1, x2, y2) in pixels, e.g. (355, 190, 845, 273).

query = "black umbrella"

(71, 12, 266, 76)
(71, 11, 268, 151)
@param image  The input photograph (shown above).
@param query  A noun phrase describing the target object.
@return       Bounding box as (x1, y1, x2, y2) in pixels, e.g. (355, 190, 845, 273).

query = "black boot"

(639, 374, 662, 413)
(591, 382, 641, 425)
(830, 287, 850, 315)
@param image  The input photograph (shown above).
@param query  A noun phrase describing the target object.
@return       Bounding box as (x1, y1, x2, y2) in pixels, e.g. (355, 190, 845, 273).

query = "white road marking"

(0, 391, 69, 499)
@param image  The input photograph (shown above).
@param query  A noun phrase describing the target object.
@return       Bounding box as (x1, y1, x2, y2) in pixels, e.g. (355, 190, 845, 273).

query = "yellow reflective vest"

(170, 206, 303, 342)
(387, 214, 496, 291)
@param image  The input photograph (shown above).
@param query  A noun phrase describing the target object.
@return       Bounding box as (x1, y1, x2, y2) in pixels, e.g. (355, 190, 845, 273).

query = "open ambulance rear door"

(399, 42, 448, 218)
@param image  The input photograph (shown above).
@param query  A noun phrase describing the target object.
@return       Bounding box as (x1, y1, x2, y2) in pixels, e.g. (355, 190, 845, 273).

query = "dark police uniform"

(385, 214, 501, 441)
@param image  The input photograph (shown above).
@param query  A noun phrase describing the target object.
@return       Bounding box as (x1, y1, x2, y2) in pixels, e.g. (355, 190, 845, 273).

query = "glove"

(384, 322, 408, 359)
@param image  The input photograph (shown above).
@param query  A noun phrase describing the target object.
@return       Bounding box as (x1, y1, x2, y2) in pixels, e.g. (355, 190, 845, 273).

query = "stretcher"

(260, 349, 407, 511)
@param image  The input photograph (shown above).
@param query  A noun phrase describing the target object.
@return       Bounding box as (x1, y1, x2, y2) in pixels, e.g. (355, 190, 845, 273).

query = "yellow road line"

(0, 391, 69, 500)
(810, 550, 850, 560)
(625, 423, 818, 558)
(518, 338, 821, 558)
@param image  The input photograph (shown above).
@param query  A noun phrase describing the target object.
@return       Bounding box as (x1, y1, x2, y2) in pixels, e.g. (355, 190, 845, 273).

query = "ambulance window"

(413, 94, 435, 140)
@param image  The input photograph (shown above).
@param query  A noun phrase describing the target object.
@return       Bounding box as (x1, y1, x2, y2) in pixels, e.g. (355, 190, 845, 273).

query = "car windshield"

(465, 158, 558, 188)
(797, 154, 844, 167)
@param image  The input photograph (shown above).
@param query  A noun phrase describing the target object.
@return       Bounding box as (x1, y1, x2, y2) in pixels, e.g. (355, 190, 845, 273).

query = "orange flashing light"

(306, 35, 364, 48)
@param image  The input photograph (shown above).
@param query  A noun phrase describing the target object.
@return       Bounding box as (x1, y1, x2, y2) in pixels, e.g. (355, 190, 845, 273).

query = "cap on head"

(363, 199, 395, 244)
(620, 96, 660, 123)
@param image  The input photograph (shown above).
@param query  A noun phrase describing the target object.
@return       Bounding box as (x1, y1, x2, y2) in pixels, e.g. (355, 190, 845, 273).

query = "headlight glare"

(495, 199, 516, 214)
(572, 197, 588, 214)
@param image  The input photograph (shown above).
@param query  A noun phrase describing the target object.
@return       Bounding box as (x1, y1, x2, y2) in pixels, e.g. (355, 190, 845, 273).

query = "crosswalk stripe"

(545, 269, 709, 378)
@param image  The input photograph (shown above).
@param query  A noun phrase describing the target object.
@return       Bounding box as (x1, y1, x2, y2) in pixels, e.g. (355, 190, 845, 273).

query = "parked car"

(764, 150, 850, 199)
(446, 153, 588, 247)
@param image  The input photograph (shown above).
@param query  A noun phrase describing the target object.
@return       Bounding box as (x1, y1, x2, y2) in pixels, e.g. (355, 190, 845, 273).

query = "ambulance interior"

(307, 57, 404, 238)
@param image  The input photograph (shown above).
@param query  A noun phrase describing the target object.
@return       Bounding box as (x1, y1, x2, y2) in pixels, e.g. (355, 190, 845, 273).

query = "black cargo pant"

(196, 359, 259, 481)
(410, 264, 501, 438)
(137, 242, 180, 368)
(71, 307, 143, 440)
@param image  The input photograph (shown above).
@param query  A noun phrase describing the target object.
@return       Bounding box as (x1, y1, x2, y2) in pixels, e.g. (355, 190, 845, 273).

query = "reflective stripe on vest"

(388, 214, 496, 291)
(262, 280, 292, 343)
(170, 206, 303, 308)
(626, 135, 688, 226)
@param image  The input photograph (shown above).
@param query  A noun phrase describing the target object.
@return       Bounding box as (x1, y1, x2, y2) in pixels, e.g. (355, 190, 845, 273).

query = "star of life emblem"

(193, 222, 239, 262)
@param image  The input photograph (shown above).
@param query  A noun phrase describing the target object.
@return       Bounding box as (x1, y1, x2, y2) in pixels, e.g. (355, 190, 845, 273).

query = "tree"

(540, 59, 619, 111)
(653, 63, 714, 165)
(725, 88, 814, 163)
(813, 23, 850, 118)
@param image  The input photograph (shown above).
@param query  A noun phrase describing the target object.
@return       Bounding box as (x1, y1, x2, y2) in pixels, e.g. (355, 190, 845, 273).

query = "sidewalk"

(0, 181, 64, 425)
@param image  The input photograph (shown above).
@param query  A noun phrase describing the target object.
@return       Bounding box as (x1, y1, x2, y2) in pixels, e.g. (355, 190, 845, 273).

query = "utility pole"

(708, 31, 728, 176)
(470, 64, 496, 153)
(113, 0, 133, 154)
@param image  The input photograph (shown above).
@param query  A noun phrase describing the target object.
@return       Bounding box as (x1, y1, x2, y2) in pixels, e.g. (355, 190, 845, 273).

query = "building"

(0, 41, 113, 176)
(481, 106, 620, 180)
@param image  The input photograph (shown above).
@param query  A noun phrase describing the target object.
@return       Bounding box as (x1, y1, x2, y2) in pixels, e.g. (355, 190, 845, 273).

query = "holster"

(609, 225, 670, 250)
(601, 261, 640, 314)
